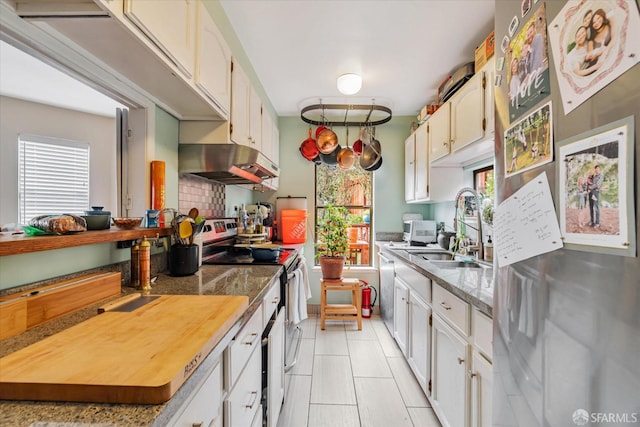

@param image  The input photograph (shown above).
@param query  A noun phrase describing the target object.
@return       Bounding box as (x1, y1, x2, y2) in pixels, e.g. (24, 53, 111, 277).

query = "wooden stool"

(320, 278, 362, 330)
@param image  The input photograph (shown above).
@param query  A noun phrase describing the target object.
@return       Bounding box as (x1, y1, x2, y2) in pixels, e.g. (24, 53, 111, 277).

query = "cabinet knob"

(468, 371, 477, 379)
(457, 357, 465, 365)
(442, 141, 447, 146)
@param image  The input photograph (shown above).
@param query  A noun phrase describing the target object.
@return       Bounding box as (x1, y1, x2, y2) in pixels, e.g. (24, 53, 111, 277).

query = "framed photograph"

(507, 2, 551, 122)
(557, 116, 635, 256)
(521, 0, 532, 18)
(504, 101, 553, 178)
(509, 15, 520, 37)
(548, 0, 640, 115)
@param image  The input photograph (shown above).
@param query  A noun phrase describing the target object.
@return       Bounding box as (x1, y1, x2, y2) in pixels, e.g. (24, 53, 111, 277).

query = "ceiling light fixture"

(337, 73, 362, 95)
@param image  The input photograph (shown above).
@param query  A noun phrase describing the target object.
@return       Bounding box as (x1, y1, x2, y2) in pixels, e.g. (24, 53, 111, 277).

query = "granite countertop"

(0, 263, 283, 427)
(378, 242, 494, 317)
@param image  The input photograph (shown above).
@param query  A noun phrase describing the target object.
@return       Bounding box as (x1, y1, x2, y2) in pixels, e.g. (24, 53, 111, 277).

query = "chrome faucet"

(453, 187, 483, 261)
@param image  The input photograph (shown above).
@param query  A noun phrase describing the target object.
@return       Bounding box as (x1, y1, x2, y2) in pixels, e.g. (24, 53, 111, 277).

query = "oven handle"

(284, 324, 303, 373)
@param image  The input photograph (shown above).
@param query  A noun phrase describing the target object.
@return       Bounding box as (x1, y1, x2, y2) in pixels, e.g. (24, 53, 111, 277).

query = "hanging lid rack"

(300, 103, 392, 127)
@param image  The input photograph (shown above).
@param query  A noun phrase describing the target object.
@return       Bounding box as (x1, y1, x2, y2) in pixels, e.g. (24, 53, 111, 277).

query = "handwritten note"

(494, 171, 563, 267)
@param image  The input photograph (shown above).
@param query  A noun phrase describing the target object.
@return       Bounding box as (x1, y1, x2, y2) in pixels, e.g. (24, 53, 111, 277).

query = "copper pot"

(316, 127, 338, 154)
(337, 127, 355, 169)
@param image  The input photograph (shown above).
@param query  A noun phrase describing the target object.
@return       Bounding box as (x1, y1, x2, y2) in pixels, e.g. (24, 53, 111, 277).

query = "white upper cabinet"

(414, 122, 429, 200)
(249, 86, 263, 151)
(124, 0, 196, 79)
(195, 1, 231, 118)
(405, 133, 416, 202)
(449, 71, 484, 153)
(427, 103, 451, 162)
(230, 60, 251, 146)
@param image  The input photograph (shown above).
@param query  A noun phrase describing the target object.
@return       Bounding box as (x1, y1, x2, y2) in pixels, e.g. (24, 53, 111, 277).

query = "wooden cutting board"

(0, 294, 248, 404)
(0, 272, 121, 339)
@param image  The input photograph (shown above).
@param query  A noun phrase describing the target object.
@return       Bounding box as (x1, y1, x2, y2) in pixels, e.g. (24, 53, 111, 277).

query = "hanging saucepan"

(359, 135, 382, 170)
(337, 126, 355, 170)
(320, 144, 341, 167)
(299, 127, 319, 161)
(316, 126, 339, 154)
(365, 155, 383, 171)
(352, 127, 363, 156)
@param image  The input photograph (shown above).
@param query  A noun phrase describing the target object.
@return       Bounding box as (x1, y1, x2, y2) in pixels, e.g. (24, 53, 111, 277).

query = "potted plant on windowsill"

(316, 204, 350, 280)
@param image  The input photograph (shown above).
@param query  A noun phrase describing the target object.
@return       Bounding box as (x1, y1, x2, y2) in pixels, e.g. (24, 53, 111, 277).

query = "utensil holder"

(169, 244, 199, 276)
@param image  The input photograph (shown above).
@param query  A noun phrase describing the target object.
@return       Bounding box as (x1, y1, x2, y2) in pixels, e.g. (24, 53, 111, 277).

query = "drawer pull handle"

(271, 297, 280, 304)
(242, 332, 259, 345)
(457, 357, 465, 365)
(468, 371, 477, 379)
(245, 391, 258, 409)
(192, 423, 203, 427)
(440, 301, 452, 310)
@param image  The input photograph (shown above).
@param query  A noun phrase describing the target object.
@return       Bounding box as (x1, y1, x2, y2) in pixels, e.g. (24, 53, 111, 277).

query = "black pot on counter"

(437, 231, 457, 250)
(169, 244, 199, 276)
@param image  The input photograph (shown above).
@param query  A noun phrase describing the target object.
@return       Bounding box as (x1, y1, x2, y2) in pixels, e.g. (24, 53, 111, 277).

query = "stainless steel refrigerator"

(493, 1, 640, 426)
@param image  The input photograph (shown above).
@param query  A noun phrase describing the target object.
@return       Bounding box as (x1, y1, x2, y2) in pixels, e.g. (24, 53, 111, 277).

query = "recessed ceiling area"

(0, 40, 126, 118)
(220, 0, 495, 117)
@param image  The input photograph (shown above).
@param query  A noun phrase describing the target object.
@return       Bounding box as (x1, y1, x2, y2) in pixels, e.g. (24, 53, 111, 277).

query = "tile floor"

(276, 314, 442, 427)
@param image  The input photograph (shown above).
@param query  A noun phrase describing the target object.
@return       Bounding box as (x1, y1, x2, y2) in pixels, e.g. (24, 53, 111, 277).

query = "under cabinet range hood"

(178, 144, 279, 185)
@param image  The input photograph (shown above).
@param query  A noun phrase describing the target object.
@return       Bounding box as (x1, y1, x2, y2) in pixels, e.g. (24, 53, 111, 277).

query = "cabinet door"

(272, 124, 280, 167)
(450, 72, 484, 153)
(267, 308, 285, 427)
(231, 60, 251, 146)
(168, 358, 222, 427)
(262, 109, 274, 162)
(404, 133, 416, 202)
(408, 293, 431, 395)
(195, 2, 231, 117)
(393, 277, 410, 357)
(482, 59, 495, 139)
(471, 351, 492, 427)
(414, 122, 429, 200)
(124, 0, 196, 78)
(432, 314, 470, 427)
(428, 103, 451, 162)
(225, 344, 262, 427)
(249, 86, 262, 151)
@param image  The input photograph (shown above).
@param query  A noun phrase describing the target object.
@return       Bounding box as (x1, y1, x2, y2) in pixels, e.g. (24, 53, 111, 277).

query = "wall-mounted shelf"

(300, 103, 392, 127)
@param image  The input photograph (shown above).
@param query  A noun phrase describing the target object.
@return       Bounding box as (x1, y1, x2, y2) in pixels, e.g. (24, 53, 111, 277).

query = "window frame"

(314, 163, 373, 266)
(18, 134, 90, 223)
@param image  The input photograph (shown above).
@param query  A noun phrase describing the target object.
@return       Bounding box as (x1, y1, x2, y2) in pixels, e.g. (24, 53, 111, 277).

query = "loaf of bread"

(28, 214, 87, 234)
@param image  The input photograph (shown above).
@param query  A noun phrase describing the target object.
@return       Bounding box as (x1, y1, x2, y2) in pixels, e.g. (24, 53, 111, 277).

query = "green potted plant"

(316, 204, 350, 279)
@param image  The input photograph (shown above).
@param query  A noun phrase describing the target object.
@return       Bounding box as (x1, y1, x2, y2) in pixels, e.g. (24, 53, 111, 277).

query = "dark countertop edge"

(0, 265, 284, 426)
(381, 246, 493, 318)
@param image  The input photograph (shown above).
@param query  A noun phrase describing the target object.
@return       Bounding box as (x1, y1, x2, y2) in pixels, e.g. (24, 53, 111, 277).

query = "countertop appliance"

(403, 219, 437, 245)
(493, 2, 640, 426)
(198, 218, 302, 427)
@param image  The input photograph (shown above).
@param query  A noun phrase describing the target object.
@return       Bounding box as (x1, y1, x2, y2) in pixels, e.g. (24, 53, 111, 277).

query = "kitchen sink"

(420, 253, 454, 261)
(429, 260, 485, 269)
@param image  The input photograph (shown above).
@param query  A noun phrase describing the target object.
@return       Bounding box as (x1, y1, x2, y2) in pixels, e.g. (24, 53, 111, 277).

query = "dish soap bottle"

(484, 235, 493, 262)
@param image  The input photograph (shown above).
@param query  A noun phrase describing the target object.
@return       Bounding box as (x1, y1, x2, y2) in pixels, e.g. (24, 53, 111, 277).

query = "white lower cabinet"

(408, 292, 431, 395)
(471, 350, 492, 427)
(431, 314, 470, 427)
(393, 277, 410, 356)
(167, 358, 223, 427)
(225, 339, 262, 427)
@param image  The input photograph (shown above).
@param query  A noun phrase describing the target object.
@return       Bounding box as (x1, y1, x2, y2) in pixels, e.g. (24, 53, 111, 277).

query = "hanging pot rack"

(300, 103, 392, 127)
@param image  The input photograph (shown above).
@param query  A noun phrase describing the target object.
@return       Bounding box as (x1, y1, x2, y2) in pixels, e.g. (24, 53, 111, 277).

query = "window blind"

(18, 135, 90, 224)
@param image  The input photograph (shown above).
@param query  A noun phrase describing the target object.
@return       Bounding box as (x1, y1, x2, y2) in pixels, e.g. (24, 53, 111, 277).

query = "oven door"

(263, 307, 285, 427)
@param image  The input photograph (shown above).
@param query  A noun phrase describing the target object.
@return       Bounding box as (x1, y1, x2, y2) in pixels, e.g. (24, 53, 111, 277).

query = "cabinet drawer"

(473, 309, 493, 361)
(226, 306, 263, 387)
(433, 284, 470, 336)
(395, 261, 431, 302)
(263, 279, 281, 328)
(168, 358, 222, 427)
(225, 344, 261, 427)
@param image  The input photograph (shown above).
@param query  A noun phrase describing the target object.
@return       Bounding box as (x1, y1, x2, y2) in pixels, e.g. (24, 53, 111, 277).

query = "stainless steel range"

(198, 218, 303, 427)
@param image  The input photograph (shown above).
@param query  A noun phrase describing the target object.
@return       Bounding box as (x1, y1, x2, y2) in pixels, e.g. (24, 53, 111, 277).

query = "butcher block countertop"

(0, 263, 283, 427)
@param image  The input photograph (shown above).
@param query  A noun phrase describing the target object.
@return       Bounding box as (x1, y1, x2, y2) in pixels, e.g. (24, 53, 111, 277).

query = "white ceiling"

(0, 40, 125, 118)
(220, 0, 495, 119)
